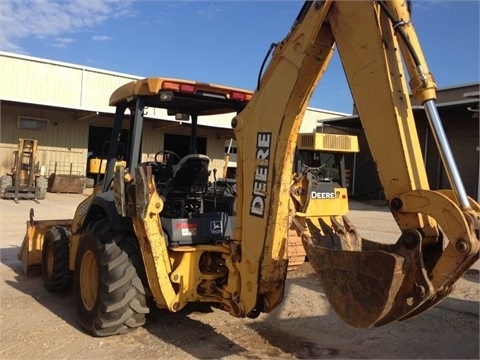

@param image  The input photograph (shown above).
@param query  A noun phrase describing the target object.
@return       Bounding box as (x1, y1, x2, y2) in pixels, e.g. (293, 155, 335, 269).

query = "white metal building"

(0, 51, 347, 180)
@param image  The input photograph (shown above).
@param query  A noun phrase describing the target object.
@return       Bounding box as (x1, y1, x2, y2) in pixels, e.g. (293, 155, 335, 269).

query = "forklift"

(0, 138, 47, 203)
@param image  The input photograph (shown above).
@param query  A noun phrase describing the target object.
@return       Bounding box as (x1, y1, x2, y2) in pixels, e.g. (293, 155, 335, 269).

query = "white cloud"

(49, 37, 76, 48)
(92, 35, 112, 42)
(0, 0, 133, 52)
(197, 4, 222, 19)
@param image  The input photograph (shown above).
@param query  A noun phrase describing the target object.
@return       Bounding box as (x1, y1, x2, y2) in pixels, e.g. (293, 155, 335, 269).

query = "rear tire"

(74, 219, 150, 337)
(42, 226, 73, 292)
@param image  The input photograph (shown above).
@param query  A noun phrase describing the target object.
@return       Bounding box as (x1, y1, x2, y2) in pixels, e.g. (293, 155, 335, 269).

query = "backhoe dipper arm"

(232, 0, 479, 327)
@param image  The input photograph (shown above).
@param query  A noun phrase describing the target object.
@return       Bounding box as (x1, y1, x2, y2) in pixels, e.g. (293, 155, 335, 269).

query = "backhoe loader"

(289, 131, 359, 269)
(19, 0, 479, 336)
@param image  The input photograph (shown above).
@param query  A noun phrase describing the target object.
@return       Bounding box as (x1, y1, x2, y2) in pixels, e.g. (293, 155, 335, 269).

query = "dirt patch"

(1, 194, 478, 359)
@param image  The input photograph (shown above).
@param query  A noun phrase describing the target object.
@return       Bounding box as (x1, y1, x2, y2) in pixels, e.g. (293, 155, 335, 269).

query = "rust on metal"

(302, 217, 436, 327)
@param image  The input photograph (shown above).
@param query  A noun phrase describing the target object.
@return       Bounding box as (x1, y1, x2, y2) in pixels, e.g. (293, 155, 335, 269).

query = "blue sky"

(1, 1, 479, 114)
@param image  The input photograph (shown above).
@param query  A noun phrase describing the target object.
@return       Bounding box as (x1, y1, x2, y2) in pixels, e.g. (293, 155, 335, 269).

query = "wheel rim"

(79, 250, 98, 311)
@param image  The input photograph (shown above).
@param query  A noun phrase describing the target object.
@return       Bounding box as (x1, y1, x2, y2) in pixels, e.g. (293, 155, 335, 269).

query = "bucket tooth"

(340, 215, 362, 249)
(306, 218, 341, 249)
(330, 216, 351, 248)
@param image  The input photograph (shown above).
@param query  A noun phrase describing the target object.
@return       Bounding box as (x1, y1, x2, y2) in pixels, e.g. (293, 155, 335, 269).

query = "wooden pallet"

(287, 228, 307, 270)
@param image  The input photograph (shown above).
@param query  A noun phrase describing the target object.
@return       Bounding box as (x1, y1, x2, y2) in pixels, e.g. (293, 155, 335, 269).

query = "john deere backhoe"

(19, 0, 479, 336)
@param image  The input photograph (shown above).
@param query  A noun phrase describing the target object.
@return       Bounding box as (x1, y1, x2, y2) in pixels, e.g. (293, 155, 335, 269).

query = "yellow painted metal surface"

(329, 1, 433, 215)
(109, 77, 253, 111)
(130, 165, 238, 313)
(233, 1, 335, 314)
(230, 0, 479, 324)
(18, 217, 72, 274)
(88, 158, 127, 174)
(296, 188, 349, 218)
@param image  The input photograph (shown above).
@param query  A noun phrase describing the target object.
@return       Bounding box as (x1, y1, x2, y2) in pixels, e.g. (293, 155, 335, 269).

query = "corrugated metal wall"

(0, 103, 88, 176)
(0, 52, 138, 112)
(300, 108, 347, 133)
(1, 102, 231, 179)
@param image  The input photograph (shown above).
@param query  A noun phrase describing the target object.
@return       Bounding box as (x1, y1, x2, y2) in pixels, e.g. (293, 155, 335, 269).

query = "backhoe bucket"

(302, 217, 435, 328)
(18, 208, 72, 274)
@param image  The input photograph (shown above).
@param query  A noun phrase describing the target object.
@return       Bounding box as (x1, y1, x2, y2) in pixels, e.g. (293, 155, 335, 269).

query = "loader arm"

(233, 0, 479, 326)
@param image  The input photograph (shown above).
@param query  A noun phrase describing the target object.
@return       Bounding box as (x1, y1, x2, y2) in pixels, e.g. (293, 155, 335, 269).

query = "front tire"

(42, 226, 72, 292)
(74, 219, 150, 337)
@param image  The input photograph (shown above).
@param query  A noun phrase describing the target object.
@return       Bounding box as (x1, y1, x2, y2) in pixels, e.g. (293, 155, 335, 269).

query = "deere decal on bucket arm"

(19, 0, 479, 336)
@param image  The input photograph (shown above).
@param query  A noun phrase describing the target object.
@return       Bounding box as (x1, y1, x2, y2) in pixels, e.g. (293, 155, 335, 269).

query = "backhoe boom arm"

(233, 0, 479, 326)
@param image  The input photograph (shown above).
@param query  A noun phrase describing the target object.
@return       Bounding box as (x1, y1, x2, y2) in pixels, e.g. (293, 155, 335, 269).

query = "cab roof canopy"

(109, 77, 253, 116)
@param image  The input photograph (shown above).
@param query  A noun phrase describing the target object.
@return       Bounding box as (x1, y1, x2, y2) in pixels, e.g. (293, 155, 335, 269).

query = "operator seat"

(171, 154, 211, 194)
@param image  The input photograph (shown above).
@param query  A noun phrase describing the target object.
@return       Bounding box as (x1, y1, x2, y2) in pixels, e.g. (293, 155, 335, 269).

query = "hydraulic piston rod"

(423, 99, 471, 209)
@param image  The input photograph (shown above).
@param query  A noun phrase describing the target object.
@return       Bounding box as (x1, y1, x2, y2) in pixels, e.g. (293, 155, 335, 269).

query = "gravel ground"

(0, 191, 478, 359)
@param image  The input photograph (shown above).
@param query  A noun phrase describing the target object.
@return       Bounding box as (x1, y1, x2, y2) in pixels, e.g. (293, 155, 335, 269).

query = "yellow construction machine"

(0, 138, 47, 203)
(87, 141, 127, 185)
(288, 132, 359, 269)
(19, 0, 479, 336)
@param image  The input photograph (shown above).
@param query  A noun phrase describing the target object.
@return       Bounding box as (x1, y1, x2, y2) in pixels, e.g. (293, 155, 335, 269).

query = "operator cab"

(106, 77, 252, 246)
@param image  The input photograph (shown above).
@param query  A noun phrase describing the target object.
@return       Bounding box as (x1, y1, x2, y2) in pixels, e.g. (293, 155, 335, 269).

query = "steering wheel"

(154, 150, 181, 166)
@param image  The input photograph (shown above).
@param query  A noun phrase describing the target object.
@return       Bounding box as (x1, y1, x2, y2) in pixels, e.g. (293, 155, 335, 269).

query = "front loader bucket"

(302, 217, 435, 328)
(18, 208, 72, 274)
